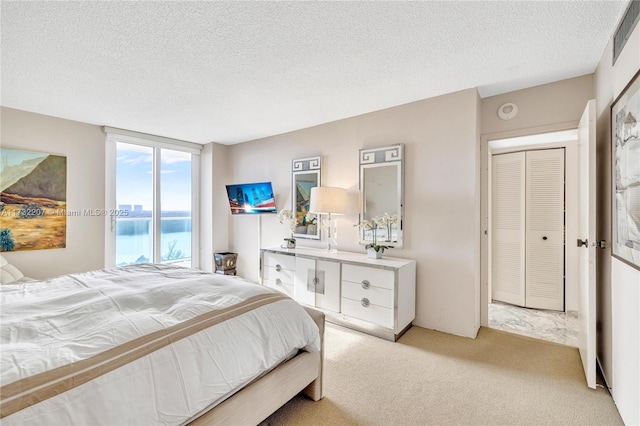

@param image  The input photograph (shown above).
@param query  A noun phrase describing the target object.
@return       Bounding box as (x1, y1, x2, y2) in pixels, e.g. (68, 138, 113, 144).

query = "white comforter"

(0, 264, 320, 425)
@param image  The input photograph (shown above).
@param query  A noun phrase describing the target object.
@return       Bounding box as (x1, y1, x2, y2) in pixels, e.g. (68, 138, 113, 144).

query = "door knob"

(543, 236, 548, 240)
(577, 239, 588, 248)
(594, 240, 607, 249)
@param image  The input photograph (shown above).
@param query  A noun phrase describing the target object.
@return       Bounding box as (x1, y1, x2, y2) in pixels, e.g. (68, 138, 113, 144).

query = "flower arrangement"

(277, 209, 297, 247)
(355, 216, 391, 257)
(374, 212, 398, 242)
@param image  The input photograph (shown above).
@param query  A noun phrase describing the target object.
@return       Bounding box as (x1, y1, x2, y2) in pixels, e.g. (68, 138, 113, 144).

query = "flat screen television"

(225, 181, 277, 215)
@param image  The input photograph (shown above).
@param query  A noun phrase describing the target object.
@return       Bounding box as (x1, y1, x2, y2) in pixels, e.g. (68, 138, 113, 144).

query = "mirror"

(292, 156, 321, 240)
(359, 144, 404, 247)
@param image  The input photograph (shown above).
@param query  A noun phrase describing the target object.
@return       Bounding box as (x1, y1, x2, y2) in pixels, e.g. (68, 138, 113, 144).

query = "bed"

(0, 261, 324, 425)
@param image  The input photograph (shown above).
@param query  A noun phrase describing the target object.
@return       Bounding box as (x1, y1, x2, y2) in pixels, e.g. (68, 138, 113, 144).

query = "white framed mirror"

(292, 156, 321, 240)
(359, 144, 404, 248)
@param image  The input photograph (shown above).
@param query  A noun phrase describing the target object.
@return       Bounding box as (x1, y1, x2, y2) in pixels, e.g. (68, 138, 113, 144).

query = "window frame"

(105, 127, 201, 268)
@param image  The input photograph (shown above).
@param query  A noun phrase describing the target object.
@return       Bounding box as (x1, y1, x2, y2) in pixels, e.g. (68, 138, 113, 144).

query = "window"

(105, 128, 201, 268)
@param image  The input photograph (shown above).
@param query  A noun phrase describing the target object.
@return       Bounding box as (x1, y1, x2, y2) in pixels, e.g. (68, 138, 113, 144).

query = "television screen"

(225, 181, 277, 215)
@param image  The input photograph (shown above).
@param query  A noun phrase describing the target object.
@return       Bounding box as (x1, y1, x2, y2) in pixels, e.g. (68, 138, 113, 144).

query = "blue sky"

(116, 144, 191, 212)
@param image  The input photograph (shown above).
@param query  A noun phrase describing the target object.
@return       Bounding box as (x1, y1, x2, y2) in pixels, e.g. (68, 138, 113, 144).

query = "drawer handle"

(361, 280, 370, 289)
(361, 298, 370, 308)
(313, 277, 319, 286)
(275, 278, 282, 286)
(275, 264, 282, 272)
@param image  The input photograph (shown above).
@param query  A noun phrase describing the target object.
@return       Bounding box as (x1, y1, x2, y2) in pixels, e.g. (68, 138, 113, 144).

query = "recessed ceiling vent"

(613, 0, 640, 65)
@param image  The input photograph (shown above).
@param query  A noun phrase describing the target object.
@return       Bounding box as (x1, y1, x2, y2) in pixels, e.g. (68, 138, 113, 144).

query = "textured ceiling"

(1, 1, 628, 144)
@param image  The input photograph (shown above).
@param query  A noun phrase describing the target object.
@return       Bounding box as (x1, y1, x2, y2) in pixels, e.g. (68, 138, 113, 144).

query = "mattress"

(0, 263, 320, 425)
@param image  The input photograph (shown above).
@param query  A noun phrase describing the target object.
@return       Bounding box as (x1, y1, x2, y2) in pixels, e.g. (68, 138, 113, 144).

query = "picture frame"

(611, 69, 640, 271)
(0, 148, 67, 252)
(291, 156, 321, 240)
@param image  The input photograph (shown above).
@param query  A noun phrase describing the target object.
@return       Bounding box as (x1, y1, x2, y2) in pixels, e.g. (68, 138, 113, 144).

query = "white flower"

(357, 213, 397, 249)
(278, 209, 297, 234)
(277, 208, 292, 223)
(372, 212, 397, 227)
(354, 219, 375, 231)
(305, 212, 317, 224)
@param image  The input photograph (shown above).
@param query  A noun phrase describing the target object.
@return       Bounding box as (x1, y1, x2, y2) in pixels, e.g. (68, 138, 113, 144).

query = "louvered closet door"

(525, 149, 565, 311)
(491, 152, 526, 306)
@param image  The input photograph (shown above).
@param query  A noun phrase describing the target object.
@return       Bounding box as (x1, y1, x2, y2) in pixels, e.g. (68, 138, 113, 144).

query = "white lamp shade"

(309, 186, 348, 215)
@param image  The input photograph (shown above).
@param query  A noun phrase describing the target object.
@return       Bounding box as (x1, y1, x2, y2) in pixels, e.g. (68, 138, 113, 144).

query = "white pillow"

(0, 255, 25, 284)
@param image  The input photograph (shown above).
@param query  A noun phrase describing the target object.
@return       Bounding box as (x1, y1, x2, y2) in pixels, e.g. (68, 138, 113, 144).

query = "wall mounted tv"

(225, 182, 277, 215)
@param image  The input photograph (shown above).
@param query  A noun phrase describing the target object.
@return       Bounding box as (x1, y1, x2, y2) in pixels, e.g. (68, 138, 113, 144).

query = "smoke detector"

(498, 102, 518, 120)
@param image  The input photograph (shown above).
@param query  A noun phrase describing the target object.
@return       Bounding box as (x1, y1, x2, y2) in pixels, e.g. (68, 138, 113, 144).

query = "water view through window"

(115, 143, 192, 267)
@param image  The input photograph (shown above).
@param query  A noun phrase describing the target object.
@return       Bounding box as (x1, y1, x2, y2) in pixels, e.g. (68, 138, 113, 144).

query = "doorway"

(483, 130, 579, 346)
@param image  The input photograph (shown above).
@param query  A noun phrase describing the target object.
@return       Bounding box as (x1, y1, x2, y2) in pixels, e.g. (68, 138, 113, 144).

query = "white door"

(577, 99, 597, 389)
(525, 149, 565, 311)
(294, 257, 316, 306)
(314, 260, 341, 313)
(492, 152, 526, 306)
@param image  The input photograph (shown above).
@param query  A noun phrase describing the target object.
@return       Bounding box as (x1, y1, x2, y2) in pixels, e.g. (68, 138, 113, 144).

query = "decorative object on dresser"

(277, 209, 297, 248)
(309, 186, 348, 252)
(359, 144, 404, 248)
(261, 246, 416, 341)
(214, 251, 238, 275)
(292, 156, 321, 240)
(355, 214, 397, 259)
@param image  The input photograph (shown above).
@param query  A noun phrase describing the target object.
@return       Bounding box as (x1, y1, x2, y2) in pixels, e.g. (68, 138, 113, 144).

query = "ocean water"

(115, 218, 191, 265)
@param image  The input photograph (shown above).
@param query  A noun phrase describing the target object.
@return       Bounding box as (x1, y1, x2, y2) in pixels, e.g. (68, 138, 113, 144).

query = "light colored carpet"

(262, 323, 622, 425)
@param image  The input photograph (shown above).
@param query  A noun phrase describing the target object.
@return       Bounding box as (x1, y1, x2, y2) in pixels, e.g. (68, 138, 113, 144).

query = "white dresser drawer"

(341, 280, 394, 309)
(263, 252, 296, 271)
(341, 297, 393, 328)
(342, 264, 394, 290)
(264, 278, 294, 298)
(263, 265, 295, 285)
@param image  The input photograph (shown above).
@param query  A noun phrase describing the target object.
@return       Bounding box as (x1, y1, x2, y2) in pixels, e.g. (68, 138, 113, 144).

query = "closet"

(491, 148, 565, 311)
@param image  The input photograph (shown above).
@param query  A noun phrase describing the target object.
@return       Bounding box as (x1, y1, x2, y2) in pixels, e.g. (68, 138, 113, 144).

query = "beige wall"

(593, 21, 640, 426)
(0, 107, 105, 279)
(482, 74, 593, 136)
(200, 142, 231, 272)
(224, 88, 482, 338)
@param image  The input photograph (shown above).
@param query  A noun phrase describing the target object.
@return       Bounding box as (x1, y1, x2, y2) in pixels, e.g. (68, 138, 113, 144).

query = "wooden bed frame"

(188, 307, 325, 425)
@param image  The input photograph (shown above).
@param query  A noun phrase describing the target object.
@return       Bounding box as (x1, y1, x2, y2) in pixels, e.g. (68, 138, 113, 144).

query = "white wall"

(0, 107, 106, 278)
(224, 88, 482, 338)
(593, 20, 640, 426)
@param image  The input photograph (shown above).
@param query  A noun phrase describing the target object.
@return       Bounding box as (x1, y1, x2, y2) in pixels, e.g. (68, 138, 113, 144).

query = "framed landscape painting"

(611, 69, 640, 271)
(0, 148, 67, 251)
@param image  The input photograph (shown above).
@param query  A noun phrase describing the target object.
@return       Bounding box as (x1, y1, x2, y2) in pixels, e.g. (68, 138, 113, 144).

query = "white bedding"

(0, 263, 320, 425)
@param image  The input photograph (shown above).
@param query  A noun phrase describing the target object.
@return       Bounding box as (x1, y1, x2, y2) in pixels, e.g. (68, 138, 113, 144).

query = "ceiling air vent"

(613, 0, 640, 65)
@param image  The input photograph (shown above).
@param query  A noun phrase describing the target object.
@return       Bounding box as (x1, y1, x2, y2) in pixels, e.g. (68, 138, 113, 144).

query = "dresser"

(260, 246, 416, 341)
